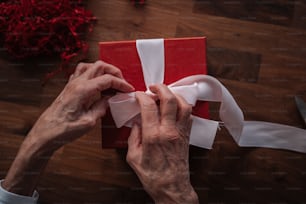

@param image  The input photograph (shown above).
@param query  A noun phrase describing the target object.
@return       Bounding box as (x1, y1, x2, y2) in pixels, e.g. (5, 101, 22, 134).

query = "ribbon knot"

(108, 38, 306, 153)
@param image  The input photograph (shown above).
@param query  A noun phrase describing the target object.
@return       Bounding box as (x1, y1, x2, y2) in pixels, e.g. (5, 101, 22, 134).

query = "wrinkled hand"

(28, 60, 134, 153)
(3, 61, 134, 195)
(126, 85, 199, 204)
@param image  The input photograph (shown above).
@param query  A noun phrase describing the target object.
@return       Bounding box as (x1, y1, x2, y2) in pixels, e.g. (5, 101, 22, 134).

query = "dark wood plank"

(292, 1, 306, 29)
(38, 173, 153, 204)
(207, 47, 261, 83)
(194, 0, 297, 27)
(0, 0, 306, 203)
(176, 13, 306, 60)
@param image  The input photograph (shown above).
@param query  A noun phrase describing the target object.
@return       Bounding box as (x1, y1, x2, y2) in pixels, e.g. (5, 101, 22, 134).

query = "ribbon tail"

(239, 121, 306, 153)
(189, 116, 219, 149)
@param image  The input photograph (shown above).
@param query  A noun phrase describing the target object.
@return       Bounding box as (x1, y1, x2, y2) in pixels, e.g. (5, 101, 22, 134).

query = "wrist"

(3, 136, 52, 196)
(26, 110, 68, 155)
(24, 130, 55, 157)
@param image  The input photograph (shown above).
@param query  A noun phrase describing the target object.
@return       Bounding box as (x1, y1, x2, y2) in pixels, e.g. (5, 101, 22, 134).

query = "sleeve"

(0, 180, 39, 204)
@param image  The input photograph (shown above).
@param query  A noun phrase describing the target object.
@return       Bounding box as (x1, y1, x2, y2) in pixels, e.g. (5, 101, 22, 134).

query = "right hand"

(126, 84, 199, 204)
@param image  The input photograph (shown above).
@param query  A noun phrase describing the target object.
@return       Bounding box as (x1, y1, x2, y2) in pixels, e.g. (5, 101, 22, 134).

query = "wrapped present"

(99, 37, 209, 148)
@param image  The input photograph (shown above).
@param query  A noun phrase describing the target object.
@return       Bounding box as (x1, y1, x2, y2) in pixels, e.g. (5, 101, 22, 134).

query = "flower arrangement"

(0, 0, 96, 61)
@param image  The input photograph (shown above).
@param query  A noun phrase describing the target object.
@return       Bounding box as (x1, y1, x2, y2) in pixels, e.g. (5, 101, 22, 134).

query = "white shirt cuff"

(0, 180, 38, 204)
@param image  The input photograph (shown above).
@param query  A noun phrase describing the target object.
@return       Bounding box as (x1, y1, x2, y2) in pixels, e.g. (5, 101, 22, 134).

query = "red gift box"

(99, 37, 209, 148)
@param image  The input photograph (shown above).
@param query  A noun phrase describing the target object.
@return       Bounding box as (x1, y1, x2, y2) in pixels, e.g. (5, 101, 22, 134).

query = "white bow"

(108, 39, 306, 153)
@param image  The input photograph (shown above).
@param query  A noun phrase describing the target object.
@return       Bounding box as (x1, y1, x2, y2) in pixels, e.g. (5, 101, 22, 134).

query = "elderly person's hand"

(126, 85, 199, 204)
(2, 61, 134, 196)
(26, 61, 134, 152)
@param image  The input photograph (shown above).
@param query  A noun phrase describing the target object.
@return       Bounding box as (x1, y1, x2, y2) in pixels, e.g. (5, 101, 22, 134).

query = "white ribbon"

(108, 39, 306, 153)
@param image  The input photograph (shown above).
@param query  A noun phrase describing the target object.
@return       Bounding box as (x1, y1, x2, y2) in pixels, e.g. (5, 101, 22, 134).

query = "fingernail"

(128, 83, 135, 91)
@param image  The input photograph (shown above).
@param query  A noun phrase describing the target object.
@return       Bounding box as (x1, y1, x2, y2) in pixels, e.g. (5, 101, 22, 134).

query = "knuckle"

(163, 95, 177, 105)
(106, 75, 117, 86)
(95, 60, 105, 67)
(82, 117, 96, 127)
(103, 73, 113, 79)
(100, 74, 112, 82)
(141, 100, 156, 110)
(159, 84, 168, 89)
(76, 62, 86, 70)
(150, 132, 160, 140)
(126, 151, 139, 166)
(93, 61, 105, 72)
(177, 124, 192, 138)
(73, 83, 85, 93)
(182, 104, 192, 115)
(66, 81, 82, 92)
(160, 125, 182, 140)
(162, 127, 177, 136)
(144, 132, 160, 144)
(126, 153, 133, 164)
(114, 69, 122, 76)
(145, 138, 157, 145)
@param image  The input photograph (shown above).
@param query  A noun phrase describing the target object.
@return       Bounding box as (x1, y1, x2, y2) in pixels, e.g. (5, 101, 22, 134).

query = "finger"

(187, 117, 193, 135)
(89, 97, 110, 119)
(73, 62, 92, 79)
(82, 60, 124, 79)
(127, 124, 142, 165)
(87, 74, 135, 93)
(181, 117, 193, 140)
(175, 94, 192, 124)
(68, 74, 74, 82)
(135, 91, 159, 129)
(149, 84, 177, 126)
(128, 124, 142, 149)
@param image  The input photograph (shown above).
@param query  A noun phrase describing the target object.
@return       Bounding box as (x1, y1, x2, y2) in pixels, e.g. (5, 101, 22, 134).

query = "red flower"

(0, 0, 96, 61)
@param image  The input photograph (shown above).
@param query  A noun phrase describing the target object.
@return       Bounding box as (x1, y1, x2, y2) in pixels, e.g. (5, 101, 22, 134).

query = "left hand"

(27, 60, 134, 153)
(2, 61, 134, 195)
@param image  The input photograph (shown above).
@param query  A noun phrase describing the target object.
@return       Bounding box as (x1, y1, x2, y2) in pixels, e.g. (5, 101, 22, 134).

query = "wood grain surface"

(1, 0, 306, 203)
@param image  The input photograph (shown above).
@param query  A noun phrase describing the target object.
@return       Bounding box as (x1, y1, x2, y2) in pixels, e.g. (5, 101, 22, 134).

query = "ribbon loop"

(136, 39, 165, 88)
(108, 39, 306, 153)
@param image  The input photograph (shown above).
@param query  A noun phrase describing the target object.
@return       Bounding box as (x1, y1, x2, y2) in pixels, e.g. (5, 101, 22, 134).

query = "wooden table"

(1, 1, 306, 203)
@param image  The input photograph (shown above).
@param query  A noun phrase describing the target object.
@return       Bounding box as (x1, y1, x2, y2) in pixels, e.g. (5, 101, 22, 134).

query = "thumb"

(127, 124, 142, 164)
(128, 124, 142, 148)
(90, 97, 110, 119)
